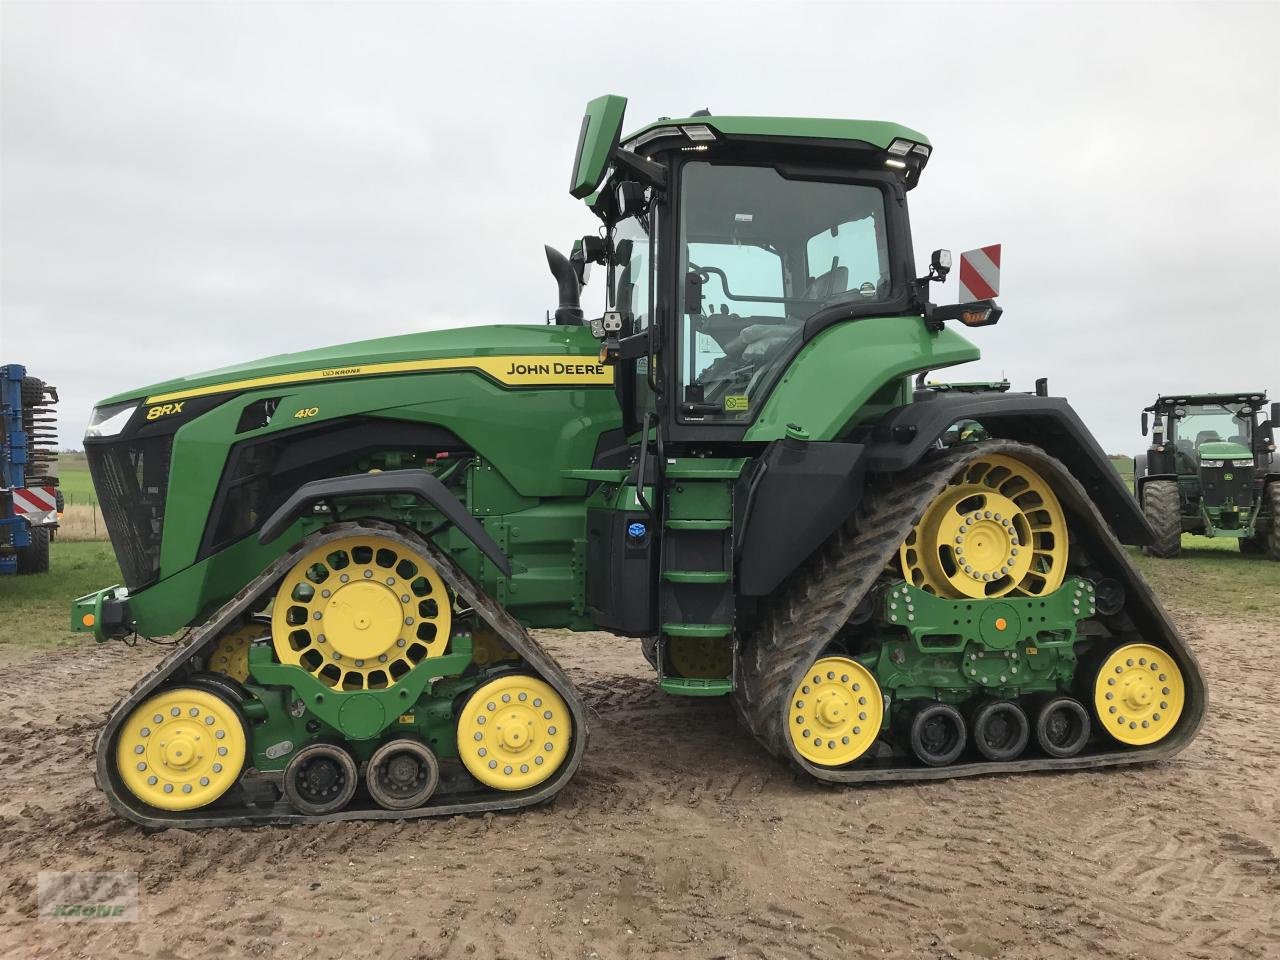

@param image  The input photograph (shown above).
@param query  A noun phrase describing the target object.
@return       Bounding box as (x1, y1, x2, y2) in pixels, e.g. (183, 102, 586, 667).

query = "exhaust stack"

(544, 246, 583, 326)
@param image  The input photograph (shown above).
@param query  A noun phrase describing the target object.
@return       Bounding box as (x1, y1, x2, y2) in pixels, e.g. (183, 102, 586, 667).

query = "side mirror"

(1141, 412, 1149, 437)
(1272, 401, 1280, 426)
(570, 95, 627, 199)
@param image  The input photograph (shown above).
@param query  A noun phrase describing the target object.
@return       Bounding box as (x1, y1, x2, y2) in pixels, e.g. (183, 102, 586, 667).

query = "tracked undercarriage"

(734, 441, 1207, 781)
(96, 522, 588, 828)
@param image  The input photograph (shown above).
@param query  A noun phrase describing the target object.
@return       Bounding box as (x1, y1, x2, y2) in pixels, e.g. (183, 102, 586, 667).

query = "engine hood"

(1197, 440, 1253, 461)
(97, 324, 605, 407)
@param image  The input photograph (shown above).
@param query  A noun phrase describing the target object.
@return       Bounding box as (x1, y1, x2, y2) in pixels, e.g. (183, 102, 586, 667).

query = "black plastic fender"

(865, 393, 1153, 546)
(257, 469, 512, 575)
(736, 439, 867, 597)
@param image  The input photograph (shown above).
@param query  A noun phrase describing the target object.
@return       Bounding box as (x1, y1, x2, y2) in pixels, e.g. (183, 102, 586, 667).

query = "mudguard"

(865, 393, 1152, 546)
(257, 469, 511, 575)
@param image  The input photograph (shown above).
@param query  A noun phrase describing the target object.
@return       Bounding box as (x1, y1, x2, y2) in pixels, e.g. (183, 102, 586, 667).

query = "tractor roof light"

(912, 143, 931, 157)
(681, 124, 717, 141)
(885, 158, 907, 169)
(629, 126, 682, 150)
(887, 138, 914, 156)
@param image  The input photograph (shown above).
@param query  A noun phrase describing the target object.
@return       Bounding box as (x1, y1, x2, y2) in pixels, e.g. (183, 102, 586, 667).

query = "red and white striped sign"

(12, 485, 58, 519)
(958, 244, 1001, 302)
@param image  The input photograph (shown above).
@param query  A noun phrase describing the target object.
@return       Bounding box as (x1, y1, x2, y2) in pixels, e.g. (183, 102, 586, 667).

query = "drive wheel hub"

(271, 534, 452, 691)
(899, 453, 1068, 599)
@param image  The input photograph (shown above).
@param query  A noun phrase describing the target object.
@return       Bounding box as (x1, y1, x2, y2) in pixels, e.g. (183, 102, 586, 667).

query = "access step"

(662, 622, 732, 638)
(662, 570, 731, 584)
(659, 677, 733, 697)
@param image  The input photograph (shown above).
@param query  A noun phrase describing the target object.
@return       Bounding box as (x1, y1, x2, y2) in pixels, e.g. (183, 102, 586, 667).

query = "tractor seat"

(805, 265, 849, 301)
(1195, 430, 1222, 447)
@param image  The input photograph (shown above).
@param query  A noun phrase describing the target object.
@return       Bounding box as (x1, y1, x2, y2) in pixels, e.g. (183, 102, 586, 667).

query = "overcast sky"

(2, 1, 1277, 453)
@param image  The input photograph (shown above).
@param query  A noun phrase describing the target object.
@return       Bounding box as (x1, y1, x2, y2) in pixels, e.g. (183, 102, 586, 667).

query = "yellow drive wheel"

(787, 656, 883, 766)
(271, 535, 451, 691)
(457, 674, 571, 791)
(899, 453, 1068, 599)
(1095, 643, 1185, 746)
(205, 620, 266, 683)
(669, 635, 733, 679)
(115, 687, 247, 811)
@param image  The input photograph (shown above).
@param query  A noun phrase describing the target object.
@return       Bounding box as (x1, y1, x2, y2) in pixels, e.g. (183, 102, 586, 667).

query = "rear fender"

(866, 393, 1154, 546)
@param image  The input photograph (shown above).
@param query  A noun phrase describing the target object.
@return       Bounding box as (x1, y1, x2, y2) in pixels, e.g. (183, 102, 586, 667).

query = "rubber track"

(94, 521, 589, 828)
(733, 440, 1208, 783)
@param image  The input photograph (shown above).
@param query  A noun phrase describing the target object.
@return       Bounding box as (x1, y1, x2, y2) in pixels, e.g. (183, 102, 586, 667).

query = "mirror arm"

(611, 148, 667, 191)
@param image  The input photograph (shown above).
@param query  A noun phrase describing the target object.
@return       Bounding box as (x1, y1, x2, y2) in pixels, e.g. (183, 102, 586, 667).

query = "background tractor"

(1135, 392, 1279, 559)
(71, 95, 1205, 828)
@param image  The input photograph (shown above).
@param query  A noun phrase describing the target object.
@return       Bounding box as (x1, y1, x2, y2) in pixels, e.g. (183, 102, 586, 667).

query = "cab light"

(887, 138, 914, 156)
(885, 158, 907, 169)
(681, 124, 716, 141)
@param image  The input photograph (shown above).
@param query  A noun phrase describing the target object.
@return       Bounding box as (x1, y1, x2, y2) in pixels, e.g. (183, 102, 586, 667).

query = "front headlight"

(1231, 459, 1255, 467)
(1201, 460, 1224, 468)
(85, 401, 138, 438)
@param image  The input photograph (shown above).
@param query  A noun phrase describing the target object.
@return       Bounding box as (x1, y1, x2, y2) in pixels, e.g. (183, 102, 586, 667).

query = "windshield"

(677, 161, 891, 422)
(1168, 403, 1253, 455)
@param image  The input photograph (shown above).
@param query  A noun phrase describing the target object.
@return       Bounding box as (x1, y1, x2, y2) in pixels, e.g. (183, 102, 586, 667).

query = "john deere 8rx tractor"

(73, 95, 1205, 827)
(1135, 392, 1279, 558)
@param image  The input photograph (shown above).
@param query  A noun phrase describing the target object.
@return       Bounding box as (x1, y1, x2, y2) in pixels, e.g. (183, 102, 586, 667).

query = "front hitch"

(70, 585, 132, 642)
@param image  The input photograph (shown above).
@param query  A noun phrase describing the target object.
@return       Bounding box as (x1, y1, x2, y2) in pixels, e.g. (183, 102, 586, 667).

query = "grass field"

(0, 541, 120, 651)
(54, 450, 95, 505)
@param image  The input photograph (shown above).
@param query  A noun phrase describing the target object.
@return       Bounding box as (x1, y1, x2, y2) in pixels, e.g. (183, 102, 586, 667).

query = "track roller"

(1034, 696, 1091, 757)
(969, 699, 1029, 761)
(902, 702, 966, 767)
(284, 743, 359, 815)
(366, 739, 440, 810)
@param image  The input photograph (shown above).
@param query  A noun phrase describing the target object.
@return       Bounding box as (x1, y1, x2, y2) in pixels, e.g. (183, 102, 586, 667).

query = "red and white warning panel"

(12, 486, 59, 524)
(958, 244, 1001, 302)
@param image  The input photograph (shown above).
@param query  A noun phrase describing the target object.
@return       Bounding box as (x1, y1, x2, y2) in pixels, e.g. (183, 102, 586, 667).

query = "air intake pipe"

(545, 245, 584, 326)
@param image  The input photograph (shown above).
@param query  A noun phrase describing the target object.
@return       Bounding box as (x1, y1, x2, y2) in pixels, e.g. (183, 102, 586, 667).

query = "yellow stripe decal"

(145, 354, 614, 404)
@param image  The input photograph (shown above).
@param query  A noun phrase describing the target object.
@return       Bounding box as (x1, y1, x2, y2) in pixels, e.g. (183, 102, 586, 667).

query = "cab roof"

(1147, 391, 1269, 410)
(623, 115, 930, 153)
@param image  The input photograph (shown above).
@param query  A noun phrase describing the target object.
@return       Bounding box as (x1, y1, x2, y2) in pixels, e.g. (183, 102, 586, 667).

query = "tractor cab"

(1136, 391, 1279, 557)
(554, 94, 998, 449)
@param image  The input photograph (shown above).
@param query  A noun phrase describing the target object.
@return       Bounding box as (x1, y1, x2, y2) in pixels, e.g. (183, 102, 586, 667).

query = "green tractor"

(1135, 392, 1279, 558)
(72, 95, 1205, 827)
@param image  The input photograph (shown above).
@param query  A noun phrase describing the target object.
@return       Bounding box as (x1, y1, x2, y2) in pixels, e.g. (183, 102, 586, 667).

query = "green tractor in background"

(1135, 392, 1279, 558)
(71, 95, 1205, 828)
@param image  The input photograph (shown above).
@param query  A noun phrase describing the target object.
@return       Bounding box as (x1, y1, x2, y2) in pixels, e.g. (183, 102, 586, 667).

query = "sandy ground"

(1, 608, 1278, 960)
